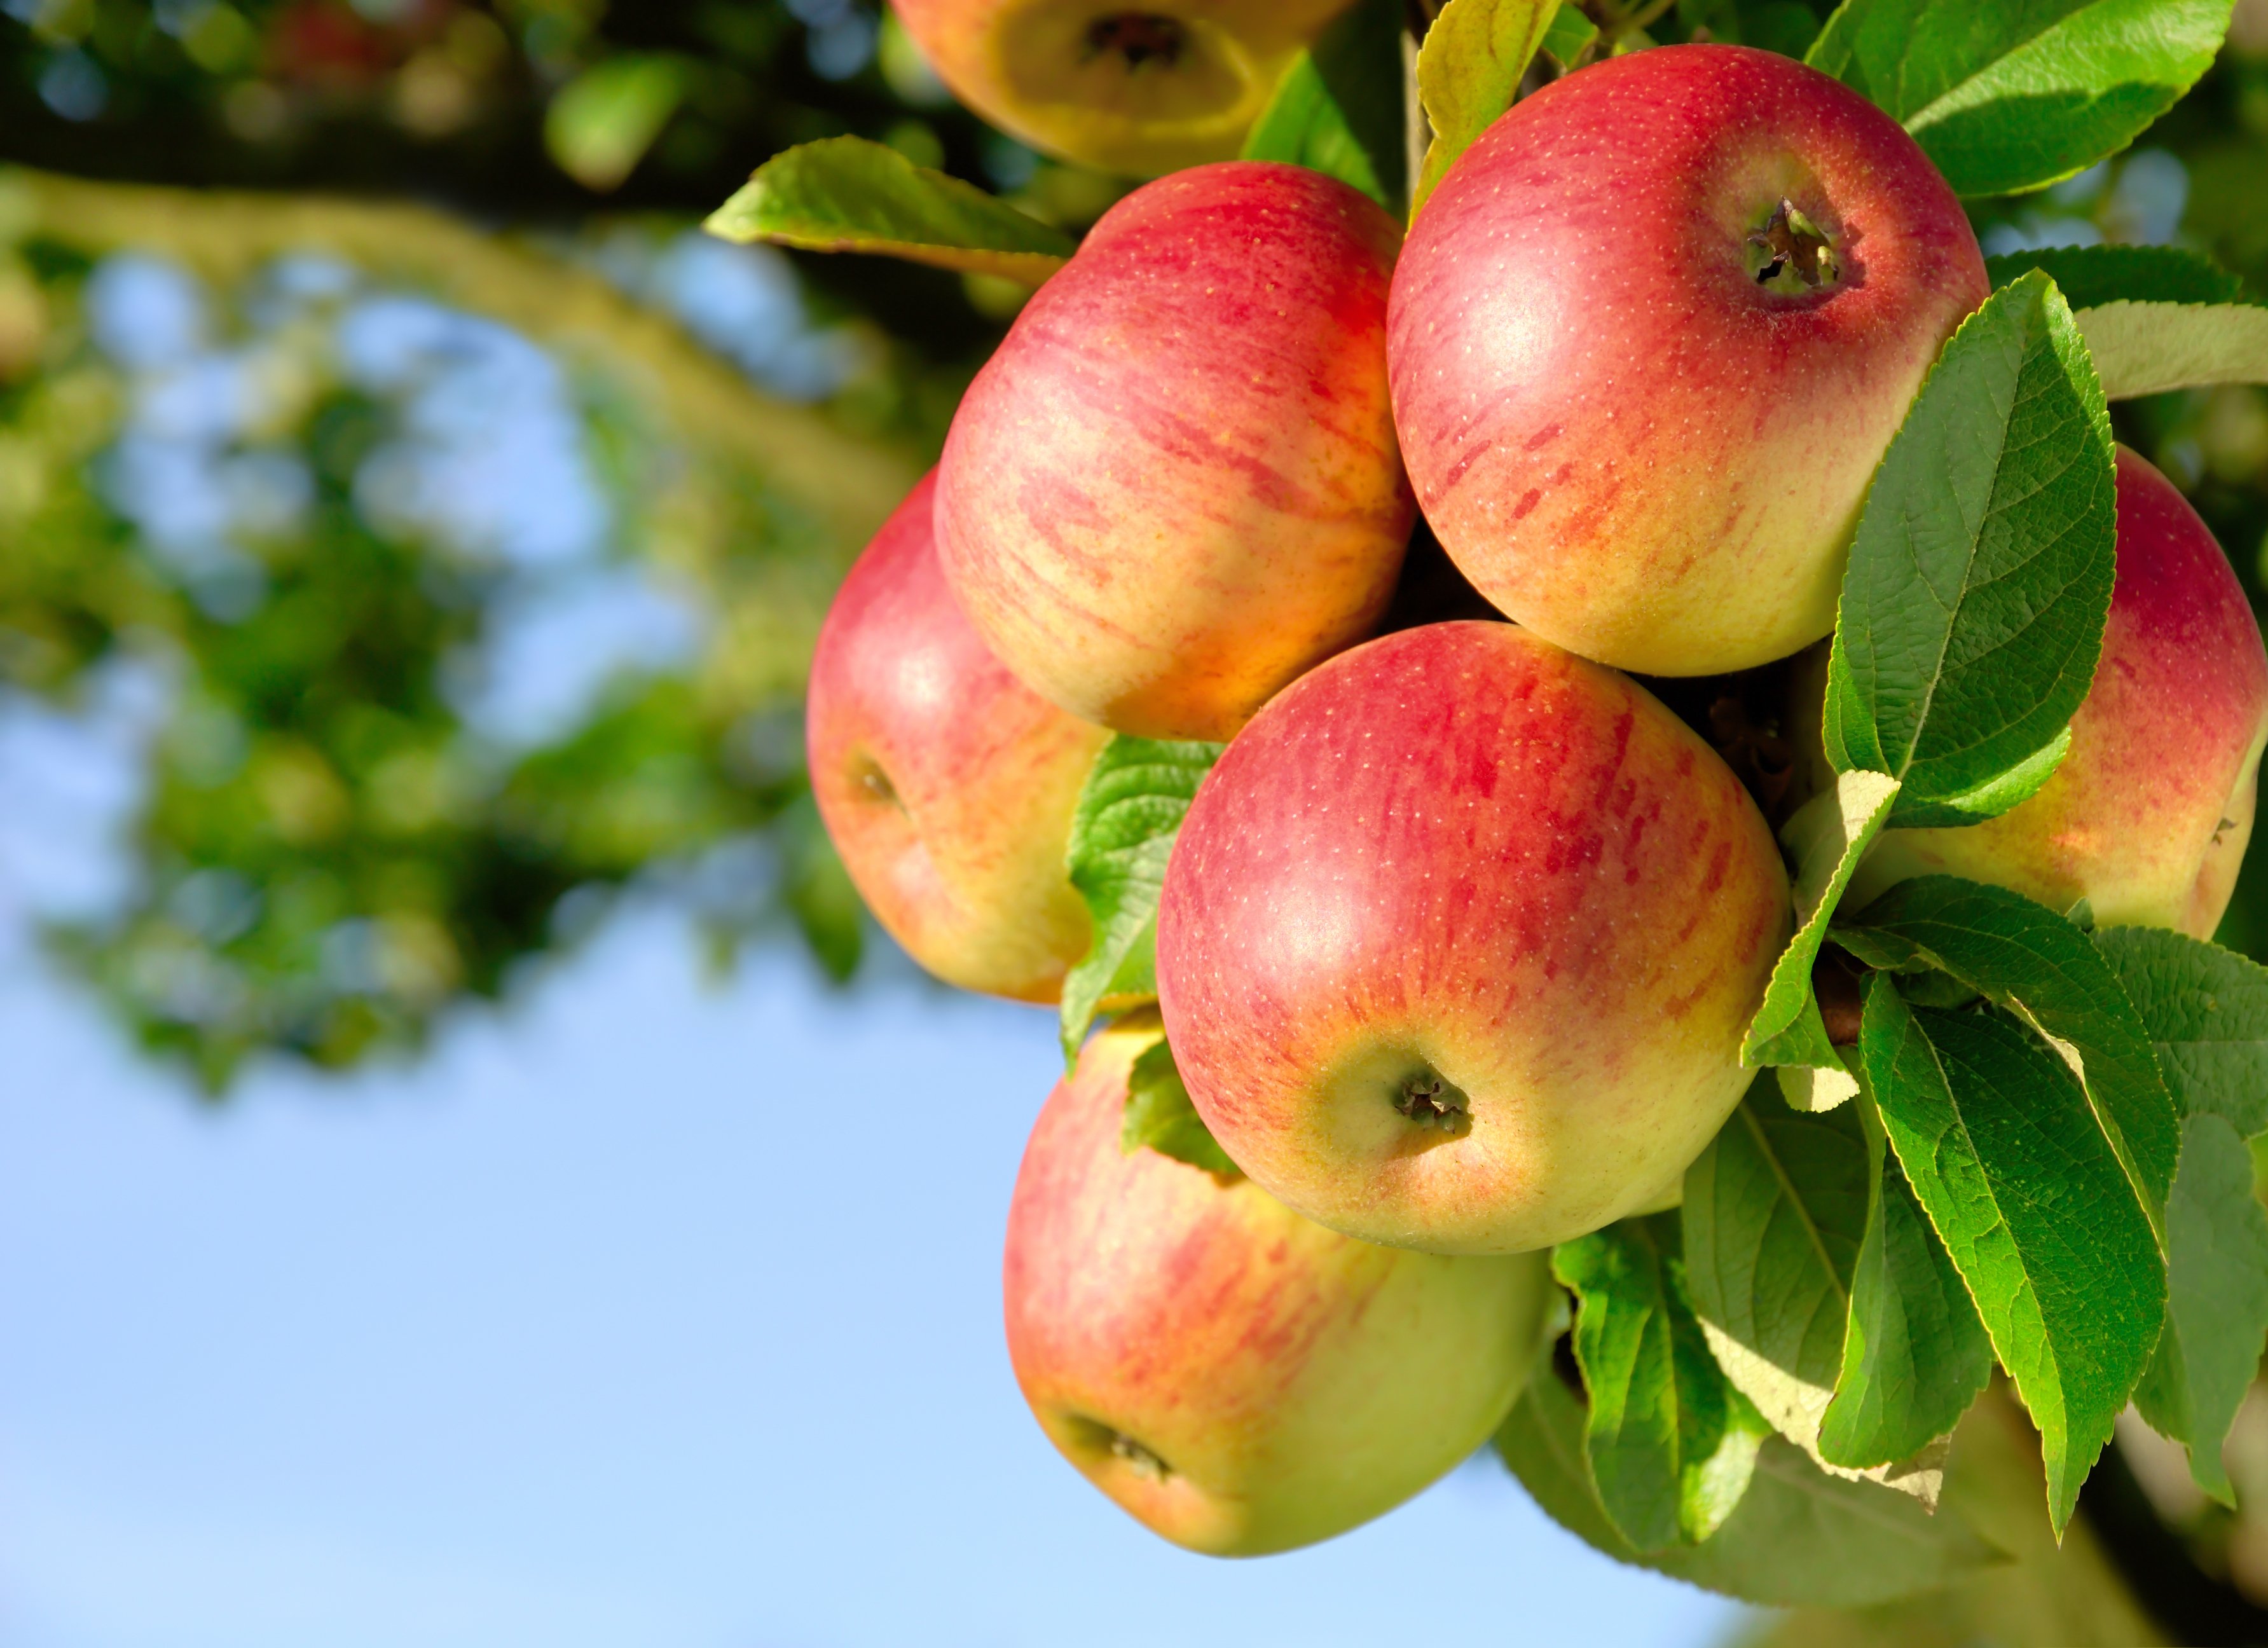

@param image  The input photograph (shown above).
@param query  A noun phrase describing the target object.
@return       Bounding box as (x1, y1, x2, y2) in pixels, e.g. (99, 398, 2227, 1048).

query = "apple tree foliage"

(717, 0, 2268, 1607)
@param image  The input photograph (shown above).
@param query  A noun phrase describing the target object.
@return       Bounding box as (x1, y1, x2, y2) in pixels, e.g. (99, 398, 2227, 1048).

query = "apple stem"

(1082, 15, 1186, 71)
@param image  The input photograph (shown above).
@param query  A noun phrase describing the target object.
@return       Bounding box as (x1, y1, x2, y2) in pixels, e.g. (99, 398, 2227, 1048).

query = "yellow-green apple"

(1005, 1011, 1551, 1555)
(807, 469, 1108, 1002)
(1387, 45, 1988, 676)
(937, 161, 1413, 741)
(889, 0, 1357, 177)
(1817, 447, 2268, 937)
(1155, 621, 1790, 1255)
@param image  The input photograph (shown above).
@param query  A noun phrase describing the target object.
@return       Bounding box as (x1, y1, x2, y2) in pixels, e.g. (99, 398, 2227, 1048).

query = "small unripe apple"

(1818, 447, 2268, 937)
(937, 161, 1414, 741)
(1388, 45, 1988, 676)
(807, 470, 1108, 1002)
(1005, 1012, 1551, 1555)
(890, 0, 1358, 177)
(1156, 622, 1790, 1255)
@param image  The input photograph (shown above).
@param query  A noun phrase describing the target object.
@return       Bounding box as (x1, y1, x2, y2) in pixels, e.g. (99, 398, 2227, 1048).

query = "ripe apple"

(1388, 44, 1988, 677)
(937, 161, 1414, 742)
(1819, 447, 2268, 937)
(1006, 1012, 1551, 1555)
(1155, 621, 1789, 1256)
(889, 0, 1358, 177)
(806, 469, 1108, 1003)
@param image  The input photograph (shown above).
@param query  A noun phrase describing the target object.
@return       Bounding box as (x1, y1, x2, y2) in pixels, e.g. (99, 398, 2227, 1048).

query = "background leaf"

(1057, 737, 1221, 1062)
(545, 54, 692, 193)
(1857, 977, 2165, 1532)
(1817, 1102, 1993, 1471)
(1120, 1030, 1242, 1178)
(1539, 1, 1600, 65)
(1823, 271, 2116, 830)
(1985, 244, 2250, 310)
(1411, 0, 1555, 216)
(2094, 925, 2268, 1136)
(1834, 876, 2180, 1241)
(1554, 1216, 1768, 1550)
(1497, 1354, 1998, 1607)
(2133, 1111, 2268, 1504)
(1804, 0, 2234, 198)
(1242, 0, 1409, 216)
(706, 135, 1076, 284)
(2074, 300, 2268, 401)
(1745, 771, 1901, 1075)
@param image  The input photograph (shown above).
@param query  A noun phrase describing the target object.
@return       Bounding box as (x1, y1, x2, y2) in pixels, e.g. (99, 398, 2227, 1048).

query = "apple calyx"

(1745, 199, 1841, 297)
(1082, 13, 1187, 71)
(1108, 1429, 1172, 1480)
(851, 755, 902, 810)
(1393, 1068, 1471, 1134)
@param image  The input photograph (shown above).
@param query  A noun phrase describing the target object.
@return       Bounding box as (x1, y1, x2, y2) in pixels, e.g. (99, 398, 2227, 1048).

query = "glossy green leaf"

(1984, 245, 2250, 310)
(2133, 1112, 2268, 1504)
(2094, 925, 2268, 1137)
(1497, 1355, 1998, 1607)
(1412, 0, 1556, 216)
(1817, 1100, 1993, 1471)
(1121, 1031, 1241, 1178)
(1834, 876, 2180, 1243)
(2074, 301, 2268, 401)
(1057, 736, 1222, 1062)
(1744, 771, 1901, 1077)
(1857, 978, 2166, 1534)
(1539, 1, 1599, 65)
(1553, 1216, 1769, 1550)
(706, 136, 1076, 284)
(1242, 0, 1408, 215)
(1805, 0, 2235, 198)
(1823, 271, 2116, 831)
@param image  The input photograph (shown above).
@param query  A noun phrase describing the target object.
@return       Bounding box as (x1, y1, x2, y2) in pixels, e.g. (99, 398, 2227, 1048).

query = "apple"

(1006, 1011, 1551, 1555)
(889, 0, 1358, 177)
(806, 469, 1109, 1003)
(937, 160, 1414, 742)
(1817, 446, 2268, 937)
(1387, 44, 1988, 678)
(1155, 621, 1790, 1256)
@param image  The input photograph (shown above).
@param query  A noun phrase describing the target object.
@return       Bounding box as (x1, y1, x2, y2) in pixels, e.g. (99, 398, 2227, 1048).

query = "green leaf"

(2073, 301, 2268, 401)
(1817, 1098, 1994, 1471)
(1823, 271, 2116, 832)
(705, 136, 1076, 285)
(1984, 245, 2250, 310)
(1121, 1031, 1242, 1178)
(1539, 1, 1600, 65)
(1497, 1354, 1999, 1607)
(1553, 1216, 1770, 1550)
(1856, 977, 2166, 1534)
(1834, 876, 2180, 1244)
(1242, 0, 1408, 216)
(1057, 736, 1223, 1063)
(1804, 0, 2235, 198)
(2132, 1111, 2268, 1504)
(2094, 925, 2268, 1137)
(1743, 771, 1902, 1078)
(1412, 0, 1556, 216)
(545, 54, 691, 192)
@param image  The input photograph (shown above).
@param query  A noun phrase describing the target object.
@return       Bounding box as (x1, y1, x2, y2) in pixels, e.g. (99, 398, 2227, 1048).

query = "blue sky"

(0, 908, 1742, 1647)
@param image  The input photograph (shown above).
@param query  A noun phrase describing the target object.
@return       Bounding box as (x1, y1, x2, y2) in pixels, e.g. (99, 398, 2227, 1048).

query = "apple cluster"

(806, 38, 2268, 1556)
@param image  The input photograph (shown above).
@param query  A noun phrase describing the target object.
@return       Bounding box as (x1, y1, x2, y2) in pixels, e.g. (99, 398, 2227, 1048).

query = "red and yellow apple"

(806, 470, 1108, 1002)
(1387, 45, 1989, 676)
(937, 161, 1413, 742)
(1006, 1012, 1551, 1555)
(1821, 447, 2268, 937)
(1155, 621, 1790, 1256)
(890, 0, 1357, 177)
